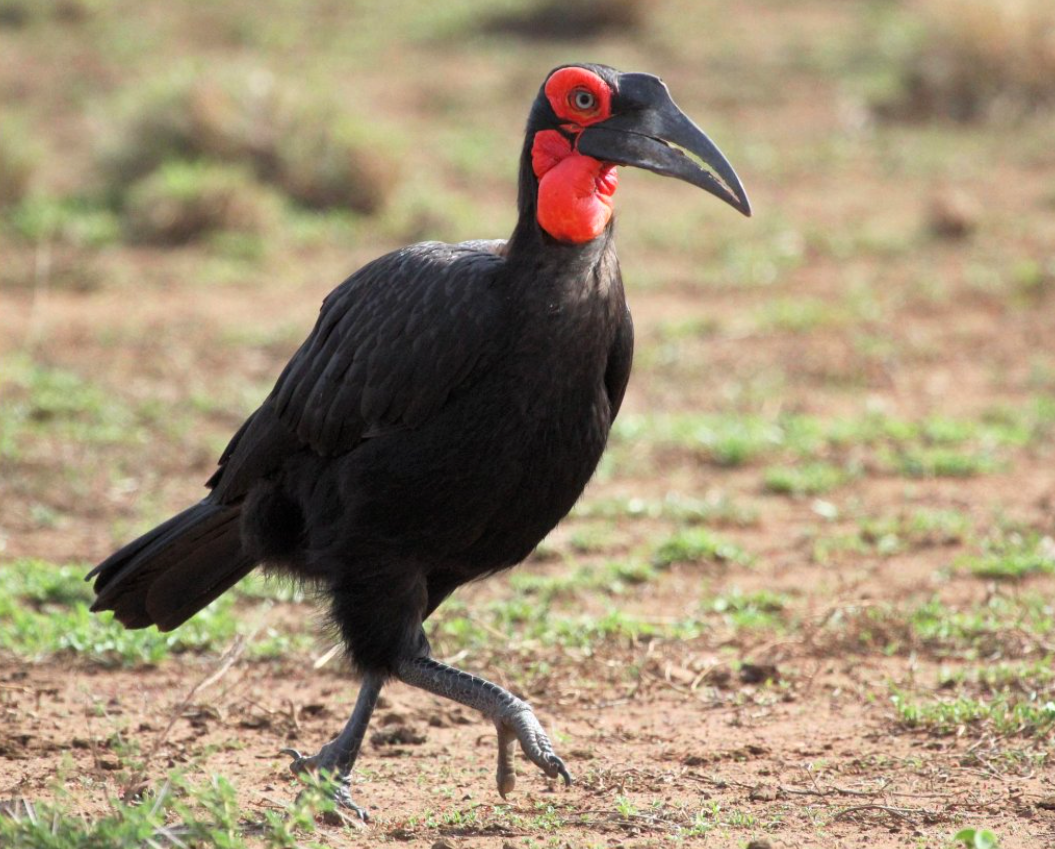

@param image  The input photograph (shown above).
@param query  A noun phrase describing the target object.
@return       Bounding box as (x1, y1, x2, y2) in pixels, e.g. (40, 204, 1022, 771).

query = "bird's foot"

(493, 702, 572, 797)
(280, 747, 370, 822)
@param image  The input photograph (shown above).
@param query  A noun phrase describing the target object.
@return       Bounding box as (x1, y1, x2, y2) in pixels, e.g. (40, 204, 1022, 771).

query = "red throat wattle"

(532, 130, 618, 244)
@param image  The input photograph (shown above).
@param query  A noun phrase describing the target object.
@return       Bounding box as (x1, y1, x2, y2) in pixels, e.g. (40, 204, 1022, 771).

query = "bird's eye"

(571, 89, 596, 111)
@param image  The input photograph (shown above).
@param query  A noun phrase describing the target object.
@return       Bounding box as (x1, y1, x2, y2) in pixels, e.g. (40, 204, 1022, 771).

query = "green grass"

(0, 356, 145, 459)
(612, 412, 799, 468)
(607, 402, 1055, 484)
(123, 160, 280, 246)
(884, 445, 1003, 478)
(6, 195, 120, 248)
(652, 527, 752, 568)
(429, 582, 705, 658)
(509, 559, 658, 605)
(565, 520, 631, 555)
(754, 297, 848, 334)
(841, 594, 1055, 660)
(0, 772, 336, 849)
(572, 491, 760, 527)
(0, 559, 312, 666)
(764, 461, 853, 496)
(892, 690, 1055, 737)
(959, 530, 1055, 580)
(937, 658, 1055, 691)
(403, 795, 766, 840)
(812, 507, 972, 563)
(95, 63, 398, 216)
(702, 588, 790, 632)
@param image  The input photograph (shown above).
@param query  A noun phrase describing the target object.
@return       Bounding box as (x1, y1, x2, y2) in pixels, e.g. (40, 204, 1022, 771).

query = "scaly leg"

(396, 655, 571, 796)
(281, 671, 383, 820)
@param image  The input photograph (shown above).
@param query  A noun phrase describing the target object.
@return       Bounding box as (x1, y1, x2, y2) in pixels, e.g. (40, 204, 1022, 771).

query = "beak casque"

(577, 73, 751, 217)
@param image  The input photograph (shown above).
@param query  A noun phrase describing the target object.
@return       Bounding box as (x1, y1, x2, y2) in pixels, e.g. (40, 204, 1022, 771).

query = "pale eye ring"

(571, 89, 597, 111)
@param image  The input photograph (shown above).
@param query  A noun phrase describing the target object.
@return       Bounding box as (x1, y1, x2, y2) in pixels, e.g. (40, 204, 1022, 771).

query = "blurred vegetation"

(0, 0, 92, 27)
(884, 0, 1055, 120)
(96, 66, 398, 217)
(482, 0, 646, 39)
(0, 558, 312, 666)
(0, 773, 336, 849)
(123, 161, 280, 246)
(0, 119, 36, 208)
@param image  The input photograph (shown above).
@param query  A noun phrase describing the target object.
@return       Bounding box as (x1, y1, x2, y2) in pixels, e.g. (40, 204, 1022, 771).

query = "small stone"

(300, 703, 330, 718)
(371, 724, 427, 747)
(748, 784, 779, 802)
(739, 663, 779, 685)
(927, 189, 980, 240)
(746, 840, 773, 849)
(431, 841, 457, 849)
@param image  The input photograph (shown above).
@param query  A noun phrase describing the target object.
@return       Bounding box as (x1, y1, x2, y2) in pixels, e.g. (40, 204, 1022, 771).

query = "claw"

(496, 723, 517, 798)
(494, 704, 573, 795)
(331, 786, 370, 822)
(280, 747, 309, 776)
(550, 755, 573, 785)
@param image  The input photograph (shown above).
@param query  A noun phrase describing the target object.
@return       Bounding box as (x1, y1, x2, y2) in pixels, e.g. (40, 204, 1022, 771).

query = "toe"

(280, 748, 311, 776)
(497, 770, 516, 798)
(550, 755, 573, 785)
(334, 788, 370, 821)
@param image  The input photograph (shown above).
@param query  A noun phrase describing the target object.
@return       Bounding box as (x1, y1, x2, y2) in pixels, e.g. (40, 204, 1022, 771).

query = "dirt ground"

(2, 1, 1055, 847)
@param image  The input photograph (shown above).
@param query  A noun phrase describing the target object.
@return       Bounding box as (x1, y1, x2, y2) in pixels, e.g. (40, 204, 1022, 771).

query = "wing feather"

(207, 240, 506, 501)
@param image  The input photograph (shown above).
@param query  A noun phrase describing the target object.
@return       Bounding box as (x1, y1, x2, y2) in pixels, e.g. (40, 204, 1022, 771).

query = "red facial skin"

(531, 68, 619, 244)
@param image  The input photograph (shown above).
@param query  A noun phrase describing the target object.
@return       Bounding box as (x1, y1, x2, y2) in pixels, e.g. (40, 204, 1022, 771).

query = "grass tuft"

(123, 161, 280, 246)
(884, 0, 1055, 121)
(0, 559, 311, 666)
(960, 531, 1055, 580)
(764, 461, 852, 496)
(0, 772, 334, 848)
(0, 119, 37, 208)
(0, 355, 139, 459)
(892, 690, 1055, 737)
(96, 66, 397, 215)
(652, 527, 751, 568)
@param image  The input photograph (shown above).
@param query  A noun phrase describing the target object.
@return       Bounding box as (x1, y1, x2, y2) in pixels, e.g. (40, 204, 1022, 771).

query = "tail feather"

(89, 501, 255, 632)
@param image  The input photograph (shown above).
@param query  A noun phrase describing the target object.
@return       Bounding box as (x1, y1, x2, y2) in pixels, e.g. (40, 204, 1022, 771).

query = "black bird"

(88, 63, 749, 817)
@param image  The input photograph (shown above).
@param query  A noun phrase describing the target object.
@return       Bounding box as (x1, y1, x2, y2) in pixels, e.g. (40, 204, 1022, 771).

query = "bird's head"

(520, 63, 751, 245)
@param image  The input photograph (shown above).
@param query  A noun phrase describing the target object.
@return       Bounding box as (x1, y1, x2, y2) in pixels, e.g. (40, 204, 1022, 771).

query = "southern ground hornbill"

(88, 63, 750, 817)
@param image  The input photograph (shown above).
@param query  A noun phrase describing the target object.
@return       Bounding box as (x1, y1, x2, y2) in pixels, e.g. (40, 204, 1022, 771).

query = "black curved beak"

(577, 73, 751, 217)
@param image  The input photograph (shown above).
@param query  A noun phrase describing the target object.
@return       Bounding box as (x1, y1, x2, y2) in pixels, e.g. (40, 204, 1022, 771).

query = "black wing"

(208, 240, 507, 502)
(604, 302, 634, 421)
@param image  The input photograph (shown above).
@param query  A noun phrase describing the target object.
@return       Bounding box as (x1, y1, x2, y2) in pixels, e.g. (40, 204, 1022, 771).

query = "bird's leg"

(396, 655, 571, 797)
(280, 671, 383, 821)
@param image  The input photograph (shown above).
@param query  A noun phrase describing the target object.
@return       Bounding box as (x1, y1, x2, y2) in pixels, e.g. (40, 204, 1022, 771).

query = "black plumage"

(89, 63, 749, 815)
